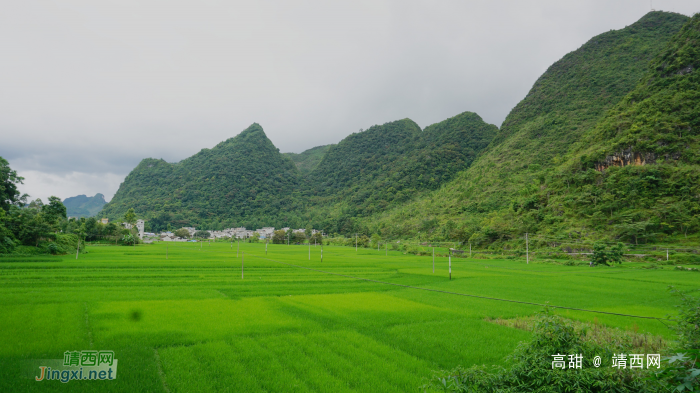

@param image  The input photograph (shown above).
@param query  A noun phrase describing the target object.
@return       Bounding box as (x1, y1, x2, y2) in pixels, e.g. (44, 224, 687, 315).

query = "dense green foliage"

(424, 311, 661, 392)
(361, 11, 692, 243)
(536, 13, 700, 243)
(471, 13, 700, 248)
(104, 113, 496, 233)
(590, 243, 624, 266)
(101, 123, 301, 231)
(0, 242, 689, 392)
(0, 157, 26, 212)
(63, 193, 107, 218)
(305, 113, 497, 221)
(283, 144, 333, 175)
(0, 162, 78, 254)
(654, 288, 700, 391)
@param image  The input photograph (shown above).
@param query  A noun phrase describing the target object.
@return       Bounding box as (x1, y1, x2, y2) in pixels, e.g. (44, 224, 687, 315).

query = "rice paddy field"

(0, 241, 697, 392)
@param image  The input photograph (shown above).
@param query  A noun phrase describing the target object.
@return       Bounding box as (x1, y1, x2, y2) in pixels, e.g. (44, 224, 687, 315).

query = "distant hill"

(302, 113, 498, 232)
(283, 144, 333, 175)
(101, 123, 300, 231)
(104, 114, 496, 232)
(63, 193, 107, 218)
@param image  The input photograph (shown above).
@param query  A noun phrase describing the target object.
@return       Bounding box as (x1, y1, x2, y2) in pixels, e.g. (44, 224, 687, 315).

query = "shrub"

(422, 309, 660, 392)
(591, 242, 624, 266)
(651, 288, 700, 391)
(0, 236, 15, 253)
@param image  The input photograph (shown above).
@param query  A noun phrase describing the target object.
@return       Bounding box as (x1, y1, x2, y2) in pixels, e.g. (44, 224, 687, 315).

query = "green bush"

(0, 236, 15, 253)
(651, 288, 700, 391)
(422, 310, 659, 392)
(674, 254, 700, 265)
(591, 243, 624, 266)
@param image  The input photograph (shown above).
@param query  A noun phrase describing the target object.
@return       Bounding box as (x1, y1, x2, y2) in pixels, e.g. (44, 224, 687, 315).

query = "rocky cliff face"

(595, 149, 656, 171)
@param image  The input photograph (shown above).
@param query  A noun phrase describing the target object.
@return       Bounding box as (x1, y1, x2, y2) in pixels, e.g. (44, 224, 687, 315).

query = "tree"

(194, 230, 210, 239)
(591, 243, 624, 266)
(310, 232, 323, 245)
(27, 198, 44, 210)
(0, 157, 26, 212)
(14, 208, 52, 247)
(123, 208, 137, 228)
(122, 208, 138, 246)
(0, 208, 16, 253)
(105, 222, 119, 244)
(173, 228, 190, 239)
(272, 229, 286, 244)
(42, 196, 67, 227)
(249, 232, 260, 243)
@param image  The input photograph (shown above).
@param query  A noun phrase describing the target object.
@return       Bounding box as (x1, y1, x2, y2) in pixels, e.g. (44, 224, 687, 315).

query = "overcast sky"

(1, 0, 697, 203)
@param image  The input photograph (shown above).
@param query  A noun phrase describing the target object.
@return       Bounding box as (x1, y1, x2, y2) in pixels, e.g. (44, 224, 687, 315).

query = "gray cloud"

(0, 0, 697, 202)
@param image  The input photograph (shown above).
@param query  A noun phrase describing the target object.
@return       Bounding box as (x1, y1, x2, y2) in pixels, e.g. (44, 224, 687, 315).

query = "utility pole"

(265, 240, 268, 255)
(321, 245, 323, 262)
(469, 242, 472, 258)
(667, 249, 669, 261)
(449, 253, 452, 280)
(526, 233, 529, 264)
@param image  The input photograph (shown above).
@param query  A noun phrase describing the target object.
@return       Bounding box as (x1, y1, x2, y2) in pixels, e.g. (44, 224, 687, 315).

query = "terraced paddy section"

(0, 242, 694, 392)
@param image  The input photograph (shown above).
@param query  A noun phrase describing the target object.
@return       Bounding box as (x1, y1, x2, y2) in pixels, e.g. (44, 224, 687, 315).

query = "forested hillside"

(104, 113, 497, 231)
(101, 124, 300, 231)
(283, 145, 333, 175)
(63, 193, 106, 218)
(301, 113, 498, 232)
(532, 12, 700, 244)
(363, 11, 690, 242)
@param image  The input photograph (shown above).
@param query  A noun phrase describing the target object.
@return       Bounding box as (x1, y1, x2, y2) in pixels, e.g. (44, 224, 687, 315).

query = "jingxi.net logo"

(28, 350, 118, 383)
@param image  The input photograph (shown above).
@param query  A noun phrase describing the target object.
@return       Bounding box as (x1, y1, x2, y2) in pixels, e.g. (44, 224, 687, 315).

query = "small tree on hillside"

(591, 243, 624, 266)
